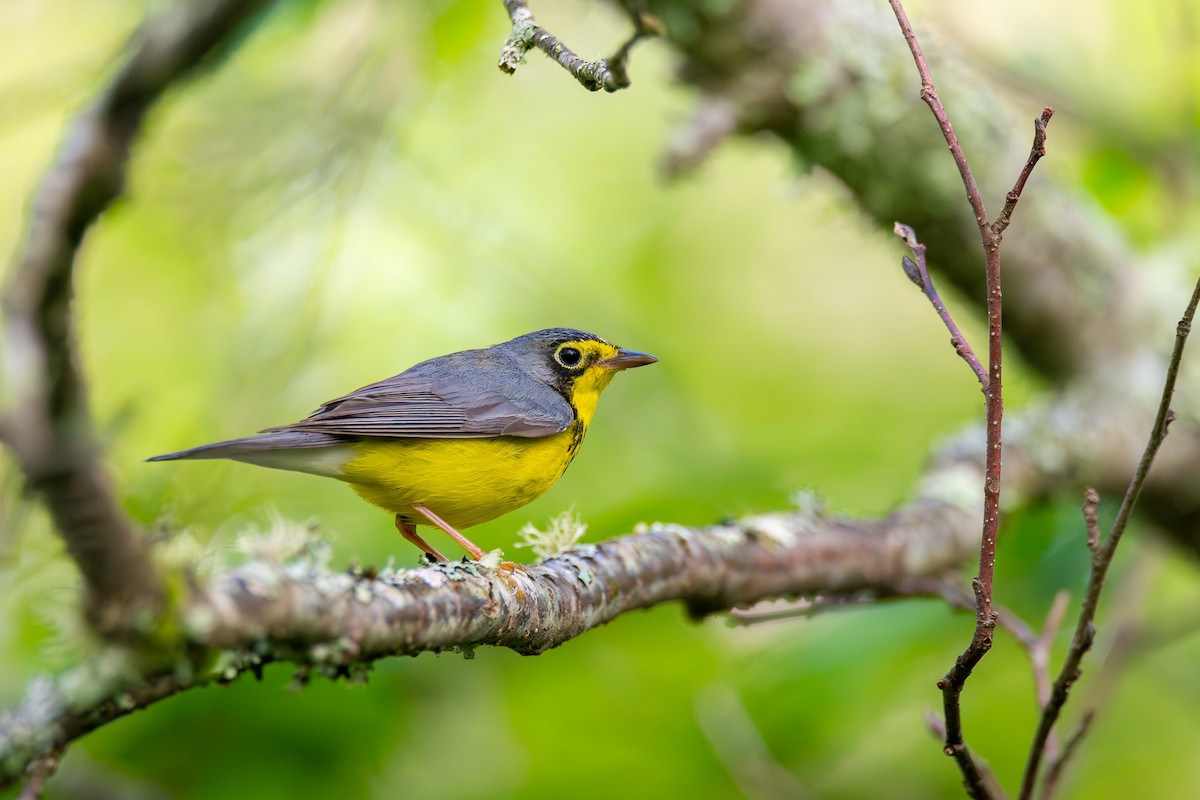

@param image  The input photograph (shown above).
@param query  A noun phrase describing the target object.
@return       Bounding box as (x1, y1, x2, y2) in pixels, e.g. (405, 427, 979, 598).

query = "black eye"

(555, 346, 583, 368)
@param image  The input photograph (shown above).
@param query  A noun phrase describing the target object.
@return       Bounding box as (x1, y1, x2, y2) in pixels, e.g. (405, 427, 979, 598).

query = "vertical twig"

(888, 3, 999, 793)
(887, 4, 1054, 797)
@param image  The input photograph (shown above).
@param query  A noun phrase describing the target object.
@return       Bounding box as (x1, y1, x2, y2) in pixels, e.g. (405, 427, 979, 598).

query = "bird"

(149, 328, 657, 561)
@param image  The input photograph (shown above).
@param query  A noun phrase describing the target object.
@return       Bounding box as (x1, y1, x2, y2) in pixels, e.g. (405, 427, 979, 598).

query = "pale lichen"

(516, 509, 588, 560)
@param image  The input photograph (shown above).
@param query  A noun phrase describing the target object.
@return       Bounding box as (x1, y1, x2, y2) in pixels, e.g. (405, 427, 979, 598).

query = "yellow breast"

(340, 424, 584, 529)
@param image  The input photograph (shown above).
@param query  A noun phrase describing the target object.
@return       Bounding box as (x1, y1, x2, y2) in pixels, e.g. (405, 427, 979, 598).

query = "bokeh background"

(1, 0, 1198, 797)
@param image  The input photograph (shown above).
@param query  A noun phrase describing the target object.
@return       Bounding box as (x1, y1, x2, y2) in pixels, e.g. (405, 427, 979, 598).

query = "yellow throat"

(341, 340, 623, 530)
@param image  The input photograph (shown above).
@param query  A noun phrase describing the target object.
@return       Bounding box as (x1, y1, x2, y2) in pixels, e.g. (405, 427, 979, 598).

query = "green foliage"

(2, 1, 1199, 798)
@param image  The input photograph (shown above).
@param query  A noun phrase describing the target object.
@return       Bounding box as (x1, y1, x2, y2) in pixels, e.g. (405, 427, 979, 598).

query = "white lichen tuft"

(477, 549, 504, 569)
(155, 529, 220, 577)
(789, 488, 826, 517)
(230, 510, 328, 573)
(516, 509, 587, 560)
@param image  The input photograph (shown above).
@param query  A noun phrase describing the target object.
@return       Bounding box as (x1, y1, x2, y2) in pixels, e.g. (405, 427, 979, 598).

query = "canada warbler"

(150, 328, 656, 561)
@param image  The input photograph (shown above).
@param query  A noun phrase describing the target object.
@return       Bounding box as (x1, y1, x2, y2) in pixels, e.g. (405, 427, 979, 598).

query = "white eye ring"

(555, 345, 583, 368)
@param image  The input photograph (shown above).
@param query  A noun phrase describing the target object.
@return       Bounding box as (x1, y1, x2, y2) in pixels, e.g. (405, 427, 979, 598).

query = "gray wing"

(265, 351, 574, 439)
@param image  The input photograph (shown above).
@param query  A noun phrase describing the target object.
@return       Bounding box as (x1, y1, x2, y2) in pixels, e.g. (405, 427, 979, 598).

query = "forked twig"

(887, 3, 1053, 797)
(894, 223, 988, 388)
(1019, 275, 1200, 799)
(994, 110, 1053, 237)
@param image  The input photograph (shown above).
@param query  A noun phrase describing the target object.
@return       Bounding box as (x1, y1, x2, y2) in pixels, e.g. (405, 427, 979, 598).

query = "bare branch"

(1019, 275, 1200, 799)
(632, 0, 1200, 555)
(993, 109, 1054, 237)
(498, 0, 659, 92)
(640, 0, 1147, 390)
(1040, 711, 1094, 800)
(887, 1, 990, 231)
(888, 3, 1004, 794)
(1032, 592, 1071, 712)
(0, 0, 279, 632)
(887, 3, 1055, 797)
(893, 223, 988, 388)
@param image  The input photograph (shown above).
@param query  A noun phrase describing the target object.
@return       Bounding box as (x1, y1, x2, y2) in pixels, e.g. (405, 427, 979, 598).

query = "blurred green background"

(2, 0, 1199, 797)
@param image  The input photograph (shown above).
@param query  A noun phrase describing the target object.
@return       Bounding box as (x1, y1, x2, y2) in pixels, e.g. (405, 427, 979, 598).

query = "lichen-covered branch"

(0, 0, 278, 632)
(1, 353, 1189, 790)
(0, 492, 980, 789)
(498, 0, 658, 92)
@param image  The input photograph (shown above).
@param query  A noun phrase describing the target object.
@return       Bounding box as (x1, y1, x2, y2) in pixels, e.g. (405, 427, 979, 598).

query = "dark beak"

(600, 348, 658, 370)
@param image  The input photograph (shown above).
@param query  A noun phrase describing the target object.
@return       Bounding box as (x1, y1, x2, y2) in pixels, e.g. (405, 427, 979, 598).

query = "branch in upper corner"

(0, 0, 278, 634)
(497, 0, 660, 92)
(894, 223, 988, 389)
(1019, 274, 1200, 800)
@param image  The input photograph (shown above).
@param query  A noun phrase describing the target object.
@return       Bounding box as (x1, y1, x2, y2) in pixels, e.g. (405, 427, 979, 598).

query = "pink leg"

(411, 504, 486, 560)
(394, 515, 448, 562)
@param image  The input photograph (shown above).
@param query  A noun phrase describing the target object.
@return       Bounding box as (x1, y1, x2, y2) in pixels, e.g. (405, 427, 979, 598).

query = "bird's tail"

(148, 431, 354, 478)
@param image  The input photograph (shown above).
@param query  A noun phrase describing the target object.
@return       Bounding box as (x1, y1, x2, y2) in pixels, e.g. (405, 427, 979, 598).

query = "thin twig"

(1039, 711, 1094, 800)
(1031, 592, 1071, 712)
(887, 2, 989, 229)
(925, 709, 947, 740)
(1, 0, 276, 634)
(888, 3, 1007, 795)
(498, 0, 658, 92)
(888, 4, 1056, 796)
(1019, 275, 1200, 800)
(923, 579, 1068, 758)
(1027, 591, 1071, 764)
(994, 109, 1054, 237)
(894, 223, 989, 388)
(1081, 487, 1101, 556)
(920, 579, 1033, 644)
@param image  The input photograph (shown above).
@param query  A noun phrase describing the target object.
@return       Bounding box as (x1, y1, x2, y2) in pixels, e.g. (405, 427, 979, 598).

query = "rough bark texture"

(0, 493, 979, 790)
(3, 0, 1199, 791)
